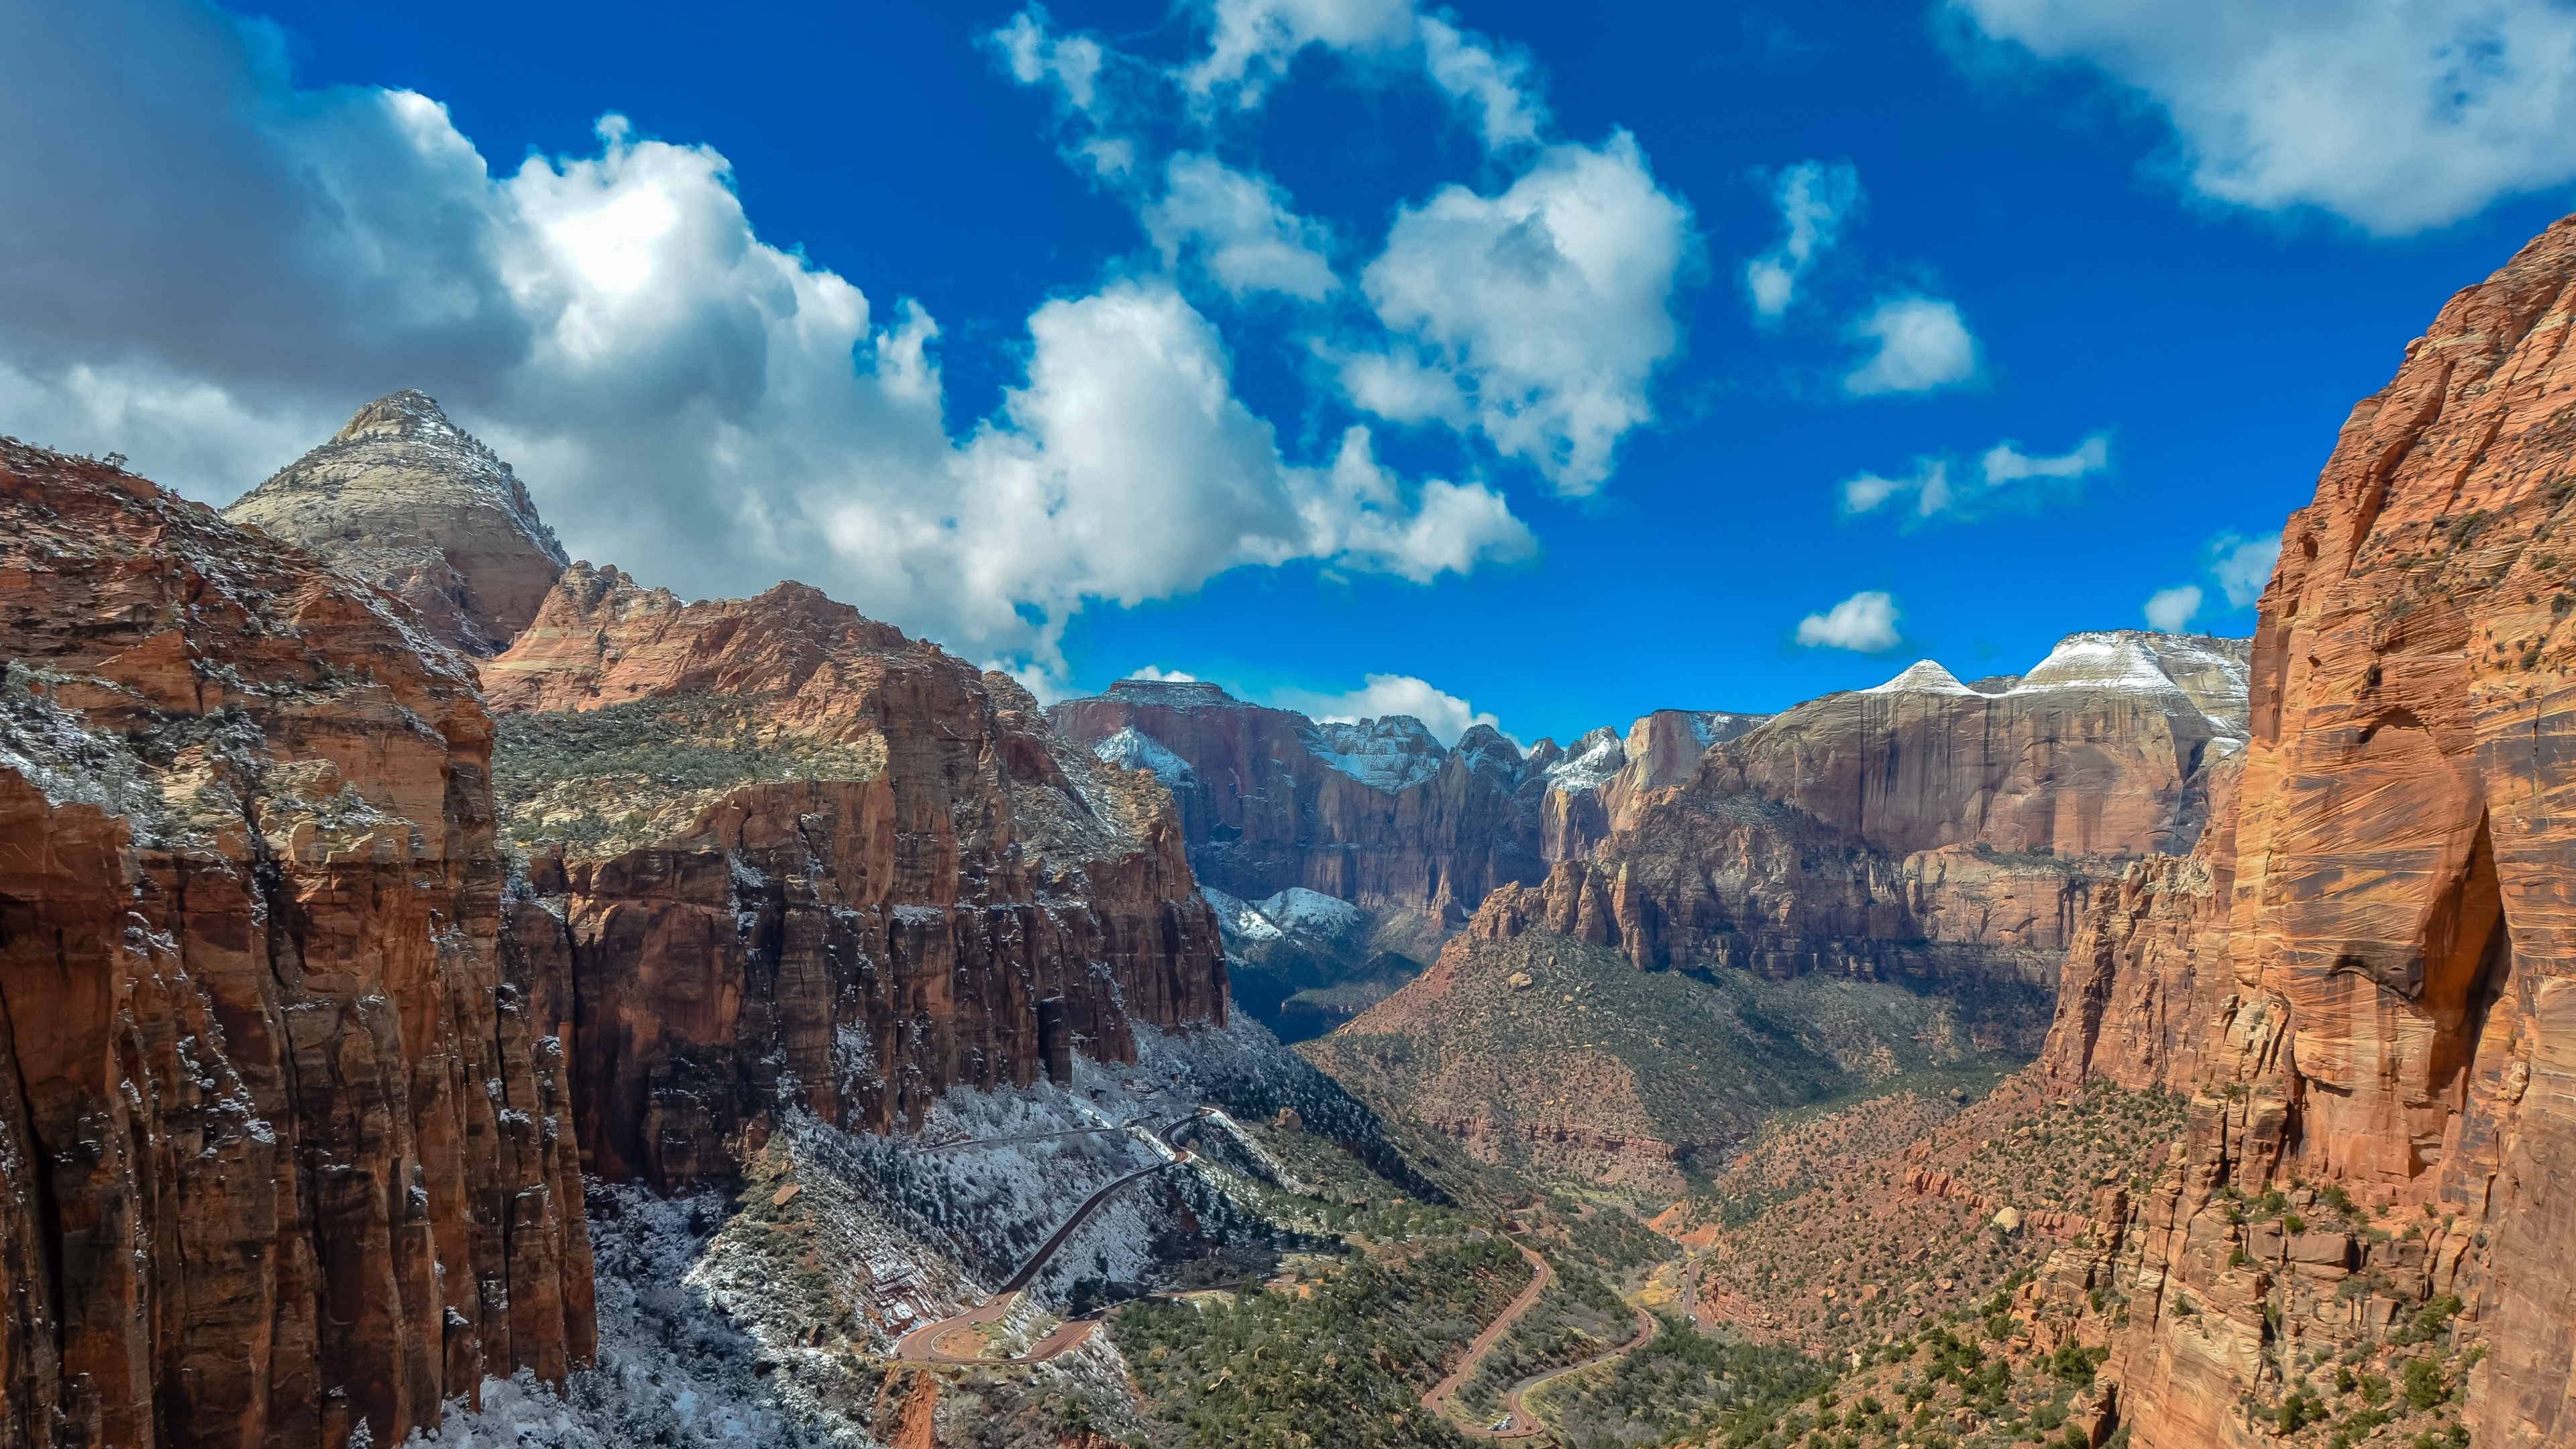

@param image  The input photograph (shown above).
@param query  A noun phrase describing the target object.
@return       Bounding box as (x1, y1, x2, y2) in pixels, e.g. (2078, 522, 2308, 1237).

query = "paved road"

(1482, 1296, 1656, 1438)
(890, 1117, 1198, 1364)
(1420, 1244, 1553, 1430)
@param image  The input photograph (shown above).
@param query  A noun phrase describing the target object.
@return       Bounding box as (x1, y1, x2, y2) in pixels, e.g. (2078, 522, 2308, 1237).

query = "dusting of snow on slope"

(1863, 660, 1980, 696)
(1255, 887, 1364, 943)
(1542, 726, 1627, 793)
(1450, 724, 1525, 783)
(415, 1011, 1373, 1448)
(1301, 716, 1446, 792)
(1093, 724, 1195, 787)
(2006, 630, 2252, 736)
(1201, 885, 1283, 944)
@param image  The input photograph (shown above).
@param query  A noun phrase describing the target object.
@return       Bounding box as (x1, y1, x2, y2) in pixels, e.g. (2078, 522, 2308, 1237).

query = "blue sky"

(4, 2, 2574, 744)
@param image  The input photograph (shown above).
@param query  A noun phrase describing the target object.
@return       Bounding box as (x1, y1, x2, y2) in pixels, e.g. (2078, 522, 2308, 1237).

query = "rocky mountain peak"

(223, 390, 568, 656)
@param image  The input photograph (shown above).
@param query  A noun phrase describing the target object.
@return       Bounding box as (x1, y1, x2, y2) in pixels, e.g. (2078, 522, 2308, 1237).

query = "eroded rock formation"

(1049, 678, 1548, 920)
(486, 564, 1228, 1187)
(0, 441, 593, 1449)
(225, 392, 569, 656)
(2031, 215, 2576, 1449)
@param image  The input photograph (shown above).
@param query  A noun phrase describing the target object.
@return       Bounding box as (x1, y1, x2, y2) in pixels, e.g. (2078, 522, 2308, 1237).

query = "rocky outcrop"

(0, 441, 592, 1449)
(2035, 215, 2576, 1449)
(1049, 678, 1548, 920)
(486, 565, 1227, 1187)
(225, 392, 568, 656)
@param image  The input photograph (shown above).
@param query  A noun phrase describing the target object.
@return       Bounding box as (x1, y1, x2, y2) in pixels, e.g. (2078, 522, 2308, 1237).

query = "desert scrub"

(494, 690, 887, 856)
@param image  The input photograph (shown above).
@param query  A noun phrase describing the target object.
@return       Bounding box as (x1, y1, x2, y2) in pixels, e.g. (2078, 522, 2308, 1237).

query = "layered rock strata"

(0, 442, 593, 1449)
(225, 392, 568, 656)
(486, 564, 1228, 1187)
(1049, 678, 1549, 920)
(2033, 215, 2576, 1449)
(1469, 633, 2249, 987)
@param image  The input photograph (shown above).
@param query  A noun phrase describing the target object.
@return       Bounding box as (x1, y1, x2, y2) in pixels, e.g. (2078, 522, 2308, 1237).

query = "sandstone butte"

(2021, 213, 2576, 1449)
(0, 441, 593, 1449)
(482, 559, 1227, 1185)
(223, 391, 570, 657)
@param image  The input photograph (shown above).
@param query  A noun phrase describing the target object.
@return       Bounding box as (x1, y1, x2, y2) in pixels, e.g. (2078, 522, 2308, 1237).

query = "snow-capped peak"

(1093, 726, 1194, 788)
(1864, 660, 1979, 696)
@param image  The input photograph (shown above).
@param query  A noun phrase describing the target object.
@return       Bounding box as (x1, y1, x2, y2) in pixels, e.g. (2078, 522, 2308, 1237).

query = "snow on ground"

(1301, 716, 1446, 792)
(1542, 725, 1627, 792)
(1254, 886, 1363, 945)
(1862, 659, 1981, 696)
(1090, 725, 1195, 788)
(411, 1012, 1379, 1448)
(1199, 884, 1283, 944)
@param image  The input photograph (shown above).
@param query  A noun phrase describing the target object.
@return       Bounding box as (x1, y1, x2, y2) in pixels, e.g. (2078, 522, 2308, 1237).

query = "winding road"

(1424, 1240, 1672, 1440)
(890, 1116, 1198, 1364)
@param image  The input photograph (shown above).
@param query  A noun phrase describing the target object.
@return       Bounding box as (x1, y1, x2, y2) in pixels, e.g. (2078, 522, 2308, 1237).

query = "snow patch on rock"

(1301, 716, 1445, 792)
(1256, 887, 1364, 944)
(1093, 725, 1195, 788)
(1542, 726, 1627, 793)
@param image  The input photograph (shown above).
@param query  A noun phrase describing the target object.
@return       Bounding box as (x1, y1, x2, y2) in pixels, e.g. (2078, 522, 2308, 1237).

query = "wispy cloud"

(1844, 295, 1978, 395)
(1841, 432, 2110, 522)
(1746, 160, 1861, 321)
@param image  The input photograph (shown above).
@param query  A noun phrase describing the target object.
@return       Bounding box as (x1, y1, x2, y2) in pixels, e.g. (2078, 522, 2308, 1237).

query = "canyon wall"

(1466, 633, 2248, 987)
(2035, 214, 2576, 1449)
(1049, 678, 1552, 919)
(0, 443, 593, 1449)
(487, 564, 1228, 1187)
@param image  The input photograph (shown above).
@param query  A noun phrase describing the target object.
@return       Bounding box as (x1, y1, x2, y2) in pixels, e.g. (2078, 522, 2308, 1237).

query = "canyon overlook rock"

(2019, 215, 2576, 1449)
(0, 442, 592, 1449)
(485, 562, 1228, 1185)
(223, 391, 569, 656)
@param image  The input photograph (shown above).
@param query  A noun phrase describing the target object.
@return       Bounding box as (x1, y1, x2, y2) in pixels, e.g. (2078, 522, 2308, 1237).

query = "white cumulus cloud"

(1844, 295, 1980, 395)
(1949, 0, 2576, 233)
(0, 1, 1533, 678)
(2211, 531, 2282, 607)
(1350, 133, 1695, 495)
(1173, 0, 1545, 153)
(1746, 160, 1862, 321)
(1126, 665, 1201, 682)
(1142, 153, 1338, 300)
(1796, 590, 1902, 651)
(2144, 584, 2205, 633)
(1271, 672, 1502, 745)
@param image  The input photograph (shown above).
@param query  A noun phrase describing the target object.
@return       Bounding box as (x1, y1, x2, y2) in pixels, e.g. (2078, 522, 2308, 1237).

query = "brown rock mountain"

(224, 391, 569, 656)
(1992, 215, 2576, 1449)
(485, 562, 1228, 1185)
(0, 441, 592, 1449)
(1049, 678, 1551, 920)
(1468, 631, 2249, 989)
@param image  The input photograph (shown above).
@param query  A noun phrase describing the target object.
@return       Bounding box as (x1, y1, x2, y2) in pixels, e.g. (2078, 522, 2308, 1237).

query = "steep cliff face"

(0, 441, 592, 1449)
(487, 565, 1228, 1187)
(224, 392, 569, 657)
(2037, 216, 2576, 1449)
(1464, 632, 2249, 989)
(1049, 678, 1547, 919)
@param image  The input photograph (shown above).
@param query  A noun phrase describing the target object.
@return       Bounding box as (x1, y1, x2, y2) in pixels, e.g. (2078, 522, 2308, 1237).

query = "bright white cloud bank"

(0, 1, 1540, 679)
(1796, 590, 1902, 651)
(1951, 0, 2576, 233)
(1845, 296, 1979, 394)
(1271, 672, 1501, 745)
(1352, 133, 1695, 495)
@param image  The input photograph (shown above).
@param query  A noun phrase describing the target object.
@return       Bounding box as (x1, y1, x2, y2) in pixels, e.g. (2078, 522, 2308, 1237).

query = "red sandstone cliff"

(1049, 678, 1548, 920)
(486, 564, 1228, 1187)
(0, 441, 593, 1449)
(2032, 215, 2576, 1449)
